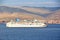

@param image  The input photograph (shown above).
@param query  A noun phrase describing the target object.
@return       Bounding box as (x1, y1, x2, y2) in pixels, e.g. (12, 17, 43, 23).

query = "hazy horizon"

(0, 0, 60, 7)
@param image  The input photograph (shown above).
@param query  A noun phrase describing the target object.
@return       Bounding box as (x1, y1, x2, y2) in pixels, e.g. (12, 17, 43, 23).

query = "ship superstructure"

(6, 18, 47, 27)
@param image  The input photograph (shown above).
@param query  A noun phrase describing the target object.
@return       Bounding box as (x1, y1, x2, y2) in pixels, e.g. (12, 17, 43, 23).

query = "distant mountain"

(0, 6, 51, 17)
(0, 6, 45, 19)
(22, 6, 60, 11)
(0, 6, 30, 13)
(0, 6, 60, 19)
(20, 6, 51, 14)
(33, 7, 60, 11)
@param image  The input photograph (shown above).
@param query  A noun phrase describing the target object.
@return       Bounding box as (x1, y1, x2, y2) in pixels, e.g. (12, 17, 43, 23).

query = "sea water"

(0, 23, 60, 40)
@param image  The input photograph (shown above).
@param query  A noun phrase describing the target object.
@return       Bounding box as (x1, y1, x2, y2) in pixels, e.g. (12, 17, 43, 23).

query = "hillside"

(46, 10, 60, 20)
(0, 6, 53, 17)
(0, 6, 60, 20)
(19, 6, 51, 14)
(0, 6, 60, 24)
(0, 12, 44, 20)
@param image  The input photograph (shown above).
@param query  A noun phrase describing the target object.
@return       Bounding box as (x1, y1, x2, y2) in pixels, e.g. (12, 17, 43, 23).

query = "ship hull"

(6, 22, 47, 27)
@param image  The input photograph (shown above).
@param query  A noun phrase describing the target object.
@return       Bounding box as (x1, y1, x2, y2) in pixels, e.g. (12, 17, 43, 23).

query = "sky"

(0, 0, 60, 7)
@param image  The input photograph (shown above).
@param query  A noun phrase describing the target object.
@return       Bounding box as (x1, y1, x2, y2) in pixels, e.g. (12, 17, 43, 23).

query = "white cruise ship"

(6, 19, 47, 27)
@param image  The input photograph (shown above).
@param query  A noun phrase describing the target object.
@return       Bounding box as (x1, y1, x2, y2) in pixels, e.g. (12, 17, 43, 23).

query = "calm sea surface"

(0, 23, 60, 40)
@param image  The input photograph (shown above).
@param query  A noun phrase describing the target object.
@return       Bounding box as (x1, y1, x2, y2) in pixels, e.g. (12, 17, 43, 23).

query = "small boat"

(6, 19, 47, 27)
